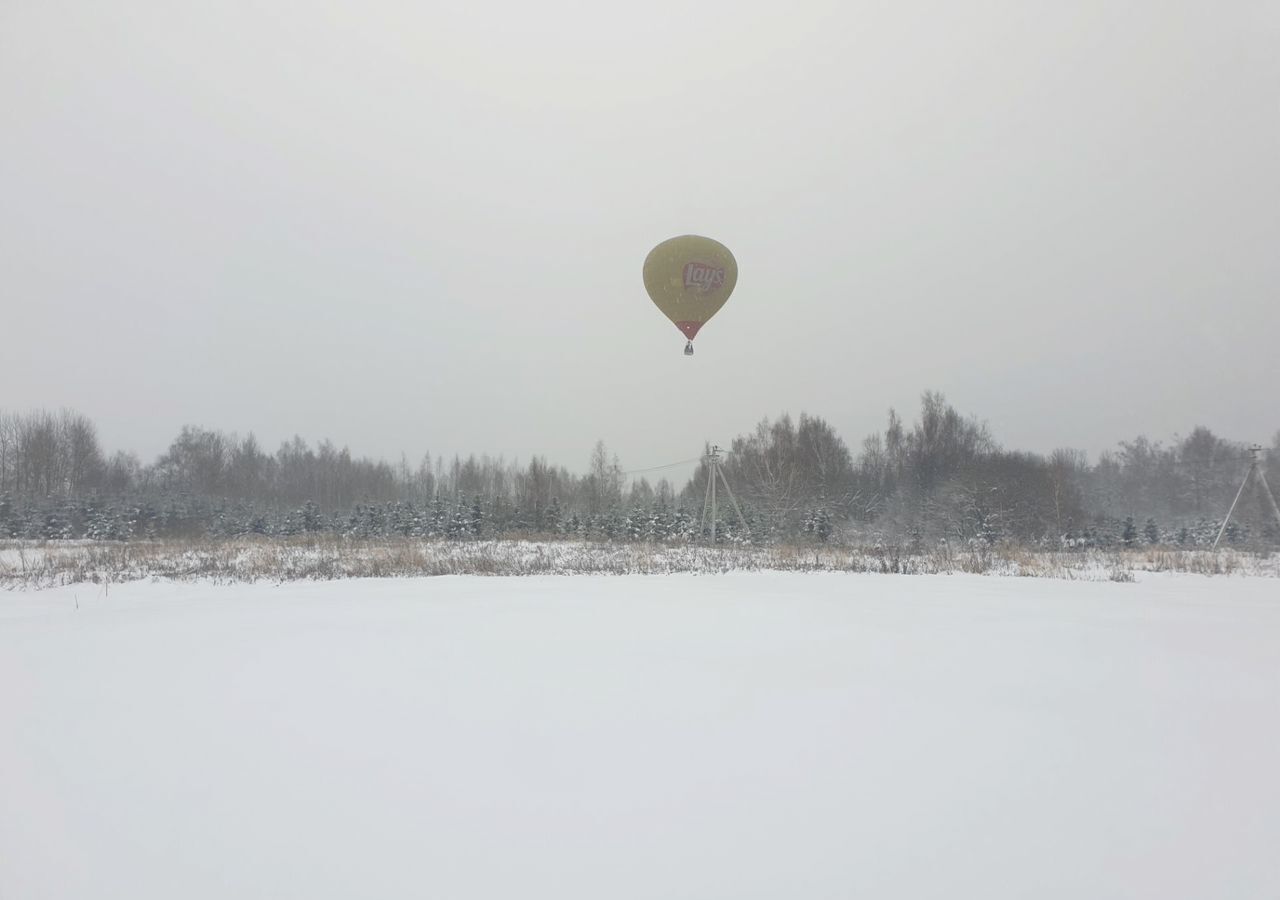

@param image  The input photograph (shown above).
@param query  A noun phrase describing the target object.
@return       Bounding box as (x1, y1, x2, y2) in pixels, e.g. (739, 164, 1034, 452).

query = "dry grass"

(1, 537, 1276, 589)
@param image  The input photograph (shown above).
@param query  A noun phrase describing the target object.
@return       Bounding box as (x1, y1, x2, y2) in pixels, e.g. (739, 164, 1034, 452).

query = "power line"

(623, 446, 748, 478)
(623, 457, 704, 477)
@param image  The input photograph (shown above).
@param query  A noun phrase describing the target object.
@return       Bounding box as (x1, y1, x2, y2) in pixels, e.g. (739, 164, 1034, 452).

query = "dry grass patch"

(1, 537, 1276, 589)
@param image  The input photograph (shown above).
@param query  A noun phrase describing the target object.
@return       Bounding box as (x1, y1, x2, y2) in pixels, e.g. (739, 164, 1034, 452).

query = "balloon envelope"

(643, 235, 737, 342)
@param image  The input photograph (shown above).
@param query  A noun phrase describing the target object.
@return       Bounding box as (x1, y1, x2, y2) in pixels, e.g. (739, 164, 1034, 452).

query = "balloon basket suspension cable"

(684, 341, 694, 356)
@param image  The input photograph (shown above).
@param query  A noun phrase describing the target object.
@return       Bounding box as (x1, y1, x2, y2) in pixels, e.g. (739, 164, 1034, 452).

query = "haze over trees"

(1, 397, 1276, 547)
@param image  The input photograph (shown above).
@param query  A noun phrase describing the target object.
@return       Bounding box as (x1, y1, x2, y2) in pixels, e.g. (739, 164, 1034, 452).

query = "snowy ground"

(3, 573, 1278, 899)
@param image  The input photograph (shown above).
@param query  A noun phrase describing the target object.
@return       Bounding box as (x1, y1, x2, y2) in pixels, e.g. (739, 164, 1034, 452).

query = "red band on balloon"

(676, 321, 703, 340)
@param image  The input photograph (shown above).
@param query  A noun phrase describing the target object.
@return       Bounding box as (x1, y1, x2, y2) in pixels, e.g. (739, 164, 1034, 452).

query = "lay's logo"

(683, 261, 725, 293)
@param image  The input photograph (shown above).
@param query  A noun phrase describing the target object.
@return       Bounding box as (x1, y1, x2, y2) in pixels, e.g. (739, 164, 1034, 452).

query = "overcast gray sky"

(2, 0, 1277, 482)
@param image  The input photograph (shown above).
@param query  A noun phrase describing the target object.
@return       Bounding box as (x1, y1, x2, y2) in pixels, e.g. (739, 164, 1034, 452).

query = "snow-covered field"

(3, 573, 1278, 899)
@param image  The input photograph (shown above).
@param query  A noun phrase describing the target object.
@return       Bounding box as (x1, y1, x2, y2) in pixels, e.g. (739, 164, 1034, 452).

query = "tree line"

(1, 397, 1277, 547)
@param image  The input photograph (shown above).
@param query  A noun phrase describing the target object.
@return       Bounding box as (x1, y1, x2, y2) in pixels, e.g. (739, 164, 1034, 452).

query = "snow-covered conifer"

(544, 497, 562, 536)
(1143, 517, 1160, 545)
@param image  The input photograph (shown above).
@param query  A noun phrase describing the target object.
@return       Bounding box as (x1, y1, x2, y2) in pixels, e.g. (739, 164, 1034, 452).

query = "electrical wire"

(622, 457, 704, 476)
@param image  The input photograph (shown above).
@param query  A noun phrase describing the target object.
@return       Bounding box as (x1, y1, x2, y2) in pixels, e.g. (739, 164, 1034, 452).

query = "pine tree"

(429, 497, 447, 538)
(280, 510, 303, 536)
(1262, 517, 1279, 545)
(544, 497, 562, 536)
(42, 509, 67, 540)
(87, 505, 116, 541)
(509, 506, 528, 536)
(1143, 517, 1160, 545)
(54, 497, 79, 539)
(365, 504, 387, 538)
(625, 504, 646, 542)
(302, 501, 325, 533)
(646, 498, 670, 542)
(672, 506, 693, 542)
(815, 507, 834, 543)
(603, 506, 625, 541)
(115, 505, 139, 541)
(1122, 516, 1138, 547)
(407, 503, 427, 538)
(1191, 518, 1216, 547)
(446, 503, 467, 540)
(134, 501, 158, 540)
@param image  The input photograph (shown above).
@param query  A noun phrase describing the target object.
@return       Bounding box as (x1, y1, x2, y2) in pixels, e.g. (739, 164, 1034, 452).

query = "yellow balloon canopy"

(643, 235, 737, 354)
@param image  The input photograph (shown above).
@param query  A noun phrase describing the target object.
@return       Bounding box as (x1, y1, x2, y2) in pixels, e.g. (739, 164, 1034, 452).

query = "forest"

(1, 393, 1277, 548)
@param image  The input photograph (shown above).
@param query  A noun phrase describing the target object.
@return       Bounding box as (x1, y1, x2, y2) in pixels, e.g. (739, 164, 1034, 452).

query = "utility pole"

(701, 445, 751, 544)
(1213, 444, 1280, 549)
(709, 447, 717, 544)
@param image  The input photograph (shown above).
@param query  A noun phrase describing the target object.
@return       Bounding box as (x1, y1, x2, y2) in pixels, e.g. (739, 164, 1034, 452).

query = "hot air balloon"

(643, 235, 737, 355)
